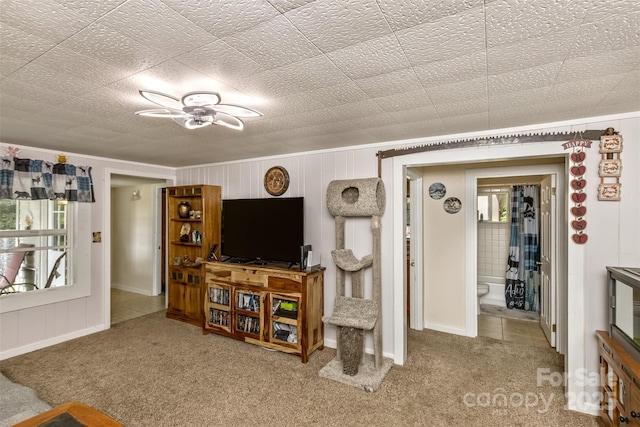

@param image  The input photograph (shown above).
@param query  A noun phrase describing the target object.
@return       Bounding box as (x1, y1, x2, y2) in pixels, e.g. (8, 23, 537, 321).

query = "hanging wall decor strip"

(375, 129, 606, 177)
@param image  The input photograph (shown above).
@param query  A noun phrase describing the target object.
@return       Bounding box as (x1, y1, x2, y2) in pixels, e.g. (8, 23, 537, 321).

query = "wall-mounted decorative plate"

(428, 182, 446, 200)
(443, 197, 462, 214)
(264, 166, 290, 196)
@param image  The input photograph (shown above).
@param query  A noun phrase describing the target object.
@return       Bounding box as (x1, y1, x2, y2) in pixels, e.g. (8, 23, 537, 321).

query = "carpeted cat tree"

(319, 178, 393, 392)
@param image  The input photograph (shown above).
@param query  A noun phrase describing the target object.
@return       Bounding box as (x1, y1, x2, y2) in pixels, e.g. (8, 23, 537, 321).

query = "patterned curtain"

(0, 157, 94, 202)
(505, 185, 540, 311)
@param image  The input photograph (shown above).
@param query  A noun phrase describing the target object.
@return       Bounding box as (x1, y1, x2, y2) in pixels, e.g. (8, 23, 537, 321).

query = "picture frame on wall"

(598, 183, 621, 201)
(600, 135, 623, 153)
(599, 159, 622, 177)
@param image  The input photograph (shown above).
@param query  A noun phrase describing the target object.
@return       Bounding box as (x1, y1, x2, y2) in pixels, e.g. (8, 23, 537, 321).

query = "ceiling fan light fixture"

(211, 104, 263, 118)
(136, 89, 260, 131)
(181, 91, 221, 107)
(136, 109, 184, 118)
(139, 90, 183, 110)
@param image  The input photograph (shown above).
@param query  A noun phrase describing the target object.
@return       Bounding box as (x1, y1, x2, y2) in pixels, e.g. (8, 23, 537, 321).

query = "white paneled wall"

(177, 147, 385, 351)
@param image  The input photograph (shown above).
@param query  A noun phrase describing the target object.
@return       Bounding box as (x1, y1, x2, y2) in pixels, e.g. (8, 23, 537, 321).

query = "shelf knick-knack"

(178, 201, 191, 218)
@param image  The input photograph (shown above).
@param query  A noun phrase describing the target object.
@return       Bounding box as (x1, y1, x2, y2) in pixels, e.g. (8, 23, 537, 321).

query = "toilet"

(477, 282, 490, 312)
(477, 282, 490, 297)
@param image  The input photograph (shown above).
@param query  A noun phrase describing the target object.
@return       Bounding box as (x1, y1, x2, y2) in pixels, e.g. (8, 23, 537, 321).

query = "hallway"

(111, 288, 165, 325)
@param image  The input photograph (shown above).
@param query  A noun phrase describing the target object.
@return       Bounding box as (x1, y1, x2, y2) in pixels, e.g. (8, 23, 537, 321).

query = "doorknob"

(410, 261, 415, 267)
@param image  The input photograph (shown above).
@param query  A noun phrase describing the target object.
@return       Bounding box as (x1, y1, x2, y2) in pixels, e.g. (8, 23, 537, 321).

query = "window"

(477, 188, 509, 223)
(0, 199, 73, 292)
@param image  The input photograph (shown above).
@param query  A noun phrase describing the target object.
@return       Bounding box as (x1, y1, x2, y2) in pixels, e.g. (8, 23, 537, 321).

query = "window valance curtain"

(0, 156, 94, 202)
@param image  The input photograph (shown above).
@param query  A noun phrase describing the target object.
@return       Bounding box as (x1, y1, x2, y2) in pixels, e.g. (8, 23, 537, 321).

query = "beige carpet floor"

(0, 311, 598, 426)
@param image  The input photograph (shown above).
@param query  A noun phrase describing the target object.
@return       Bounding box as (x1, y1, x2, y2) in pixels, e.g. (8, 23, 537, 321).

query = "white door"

(540, 175, 556, 347)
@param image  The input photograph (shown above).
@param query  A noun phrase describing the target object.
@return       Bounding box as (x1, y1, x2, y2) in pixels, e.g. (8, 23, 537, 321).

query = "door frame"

(464, 163, 565, 346)
(103, 169, 175, 328)
(406, 169, 423, 330)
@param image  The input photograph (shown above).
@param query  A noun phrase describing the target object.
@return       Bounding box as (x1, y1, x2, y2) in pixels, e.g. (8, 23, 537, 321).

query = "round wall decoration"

(443, 197, 462, 214)
(264, 166, 290, 196)
(428, 182, 446, 199)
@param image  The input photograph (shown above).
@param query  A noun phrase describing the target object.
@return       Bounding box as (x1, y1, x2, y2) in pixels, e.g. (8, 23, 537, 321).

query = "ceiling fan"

(135, 90, 262, 130)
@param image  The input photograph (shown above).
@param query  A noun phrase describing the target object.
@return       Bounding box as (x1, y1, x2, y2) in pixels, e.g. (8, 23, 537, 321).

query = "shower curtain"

(505, 185, 540, 311)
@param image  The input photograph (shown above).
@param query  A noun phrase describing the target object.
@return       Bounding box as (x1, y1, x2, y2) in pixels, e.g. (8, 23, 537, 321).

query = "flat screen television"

(221, 197, 304, 266)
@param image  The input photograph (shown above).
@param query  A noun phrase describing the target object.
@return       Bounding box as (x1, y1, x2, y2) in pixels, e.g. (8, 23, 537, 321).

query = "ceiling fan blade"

(136, 109, 185, 118)
(139, 90, 183, 110)
(213, 111, 244, 130)
(182, 92, 221, 108)
(214, 104, 262, 118)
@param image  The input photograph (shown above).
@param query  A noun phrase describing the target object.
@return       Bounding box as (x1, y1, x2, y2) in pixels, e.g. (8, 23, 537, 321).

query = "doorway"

(103, 170, 174, 328)
(466, 162, 565, 351)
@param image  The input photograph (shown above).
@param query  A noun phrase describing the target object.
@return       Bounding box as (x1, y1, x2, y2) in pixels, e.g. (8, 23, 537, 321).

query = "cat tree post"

(320, 178, 393, 391)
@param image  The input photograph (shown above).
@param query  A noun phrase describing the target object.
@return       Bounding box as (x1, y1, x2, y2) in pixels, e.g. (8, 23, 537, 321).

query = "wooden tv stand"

(203, 261, 324, 363)
(596, 330, 640, 426)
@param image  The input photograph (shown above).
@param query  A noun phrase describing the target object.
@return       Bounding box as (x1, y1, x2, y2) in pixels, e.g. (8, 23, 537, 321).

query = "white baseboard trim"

(0, 324, 105, 360)
(565, 400, 601, 417)
(424, 322, 467, 337)
(111, 284, 154, 296)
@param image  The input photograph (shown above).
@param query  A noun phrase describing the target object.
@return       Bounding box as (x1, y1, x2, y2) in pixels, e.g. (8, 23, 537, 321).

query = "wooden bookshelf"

(166, 185, 221, 327)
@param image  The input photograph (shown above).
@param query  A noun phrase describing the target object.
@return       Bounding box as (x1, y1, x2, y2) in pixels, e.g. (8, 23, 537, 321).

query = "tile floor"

(478, 314, 550, 347)
(111, 288, 166, 325)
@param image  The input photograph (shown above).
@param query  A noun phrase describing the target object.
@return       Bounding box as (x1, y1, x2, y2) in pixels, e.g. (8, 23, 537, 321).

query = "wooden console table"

(14, 401, 123, 427)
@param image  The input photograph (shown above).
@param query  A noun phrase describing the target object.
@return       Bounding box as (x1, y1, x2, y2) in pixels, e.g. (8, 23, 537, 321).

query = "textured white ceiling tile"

(373, 89, 434, 113)
(387, 105, 440, 124)
(285, 0, 392, 53)
(400, 117, 447, 137)
(485, 0, 586, 48)
(100, 0, 218, 55)
(51, 0, 124, 21)
(355, 68, 423, 98)
(303, 83, 370, 108)
(441, 112, 489, 131)
(488, 62, 563, 96)
(397, 7, 485, 65)
(434, 98, 487, 118)
(0, 55, 28, 79)
(61, 23, 173, 74)
(571, 11, 640, 58)
(489, 104, 543, 122)
(275, 55, 354, 91)
(414, 51, 486, 87)
(29, 46, 126, 86)
(0, 78, 77, 107)
(364, 123, 413, 142)
(266, 0, 315, 13)
(60, 87, 141, 119)
(556, 47, 640, 83)
(327, 34, 410, 80)
(328, 100, 388, 122)
(427, 77, 487, 104)
(538, 94, 605, 114)
(547, 75, 625, 102)
(160, 0, 279, 38)
(0, 23, 58, 63)
(6, 63, 97, 96)
(0, 0, 93, 43)
(223, 15, 321, 70)
(0, 94, 44, 117)
(233, 67, 305, 99)
(611, 67, 640, 93)
(261, 93, 328, 118)
(486, 29, 575, 75)
(176, 40, 267, 85)
(378, 0, 484, 32)
(579, 0, 640, 25)
(488, 87, 552, 109)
